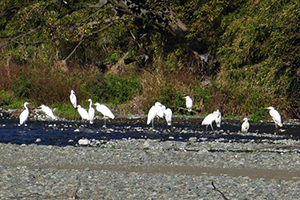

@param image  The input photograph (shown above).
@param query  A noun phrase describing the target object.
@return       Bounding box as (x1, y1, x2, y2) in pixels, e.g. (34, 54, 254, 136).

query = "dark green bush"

(97, 74, 142, 104)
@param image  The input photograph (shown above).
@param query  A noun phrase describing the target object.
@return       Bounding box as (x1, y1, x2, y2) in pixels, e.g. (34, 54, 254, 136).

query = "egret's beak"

(264, 107, 269, 110)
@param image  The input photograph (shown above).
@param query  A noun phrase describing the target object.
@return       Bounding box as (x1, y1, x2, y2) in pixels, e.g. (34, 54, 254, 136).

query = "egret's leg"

(104, 117, 107, 128)
(152, 119, 154, 129)
(210, 124, 214, 131)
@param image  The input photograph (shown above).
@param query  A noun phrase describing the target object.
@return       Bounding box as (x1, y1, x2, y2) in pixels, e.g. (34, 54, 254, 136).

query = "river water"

(0, 117, 299, 146)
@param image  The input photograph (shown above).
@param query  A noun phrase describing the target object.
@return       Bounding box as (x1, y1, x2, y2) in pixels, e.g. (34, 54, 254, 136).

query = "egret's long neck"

(89, 101, 92, 108)
(24, 104, 28, 110)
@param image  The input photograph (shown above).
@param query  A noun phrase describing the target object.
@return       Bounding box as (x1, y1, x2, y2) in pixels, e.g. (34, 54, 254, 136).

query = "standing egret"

(70, 90, 77, 108)
(147, 102, 165, 128)
(147, 105, 159, 128)
(241, 117, 249, 133)
(94, 103, 115, 127)
(214, 109, 222, 128)
(266, 106, 283, 128)
(19, 102, 30, 125)
(88, 99, 95, 124)
(184, 96, 193, 112)
(77, 105, 89, 121)
(201, 111, 219, 131)
(40, 104, 57, 120)
(164, 108, 173, 126)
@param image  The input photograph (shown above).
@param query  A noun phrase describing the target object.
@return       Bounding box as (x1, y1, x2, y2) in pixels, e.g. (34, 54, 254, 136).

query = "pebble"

(35, 138, 41, 143)
(78, 138, 90, 146)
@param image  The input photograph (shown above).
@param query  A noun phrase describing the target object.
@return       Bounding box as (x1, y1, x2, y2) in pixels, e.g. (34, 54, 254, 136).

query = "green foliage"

(13, 75, 32, 99)
(98, 75, 142, 104)
(157, 84, 186, 114)
(0, 90, 26, 109)
(249, 107, 266, 122)
(51, 103, 79, 120)
(0, 90, 14, 107)
(216, 0, 300, 117)
(0, 0, 299, 118)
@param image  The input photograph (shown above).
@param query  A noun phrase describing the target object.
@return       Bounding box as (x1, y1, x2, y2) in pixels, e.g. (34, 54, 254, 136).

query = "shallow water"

(0, 117, 299, 146)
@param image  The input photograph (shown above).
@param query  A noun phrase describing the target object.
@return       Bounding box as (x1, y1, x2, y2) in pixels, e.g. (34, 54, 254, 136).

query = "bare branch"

(63, 35, 84, 62)
(0, 25, 41, 48)
(13, 37, 60, 46)
(211, 181, 229, 200)
(63, 20, 115, 62)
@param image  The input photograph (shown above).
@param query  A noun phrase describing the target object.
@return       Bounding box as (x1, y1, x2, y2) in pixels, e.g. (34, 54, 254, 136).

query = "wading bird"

(241, 117, 249, 133)
(164, 108, 173, 126)
(40, 104, 57, 120)
(201, 111, 219, 131)
(77, 105, 89, 121)
(147, 105, 159, 128)
(94, 103, 115, 127)
(147, 102, 165, 128)
(19, 102, 30, 125)
(88, 99, 95, 124)
(266, 106, 283, 128)
(184, 96, 193, 112)
(70, 90, 77, 108)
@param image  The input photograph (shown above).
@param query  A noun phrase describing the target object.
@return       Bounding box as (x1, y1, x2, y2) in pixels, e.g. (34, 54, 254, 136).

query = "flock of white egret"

(19, 90, 115, 127)
(18, 92, 283, 132)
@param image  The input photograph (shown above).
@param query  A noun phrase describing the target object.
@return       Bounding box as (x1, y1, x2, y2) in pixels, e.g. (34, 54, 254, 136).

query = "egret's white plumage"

(201, 111, 218, 130)
(184, 96, 193, 112)
(266, 106, 283, 128)
(241, 117, 249, 133)
(19, 102, 30, 125)
(164, 108, 172, 126)
(40, 104, 57, 120)
(77, 105, 89, 120)
(94, 103, 115, 126)
(70, 90, 77, 108)
(88, 99, 95, 124)
(147, 105, 159, 126)
(214, 109, 221, 128)
(157, 104, 166, 118)
(147, 102, 166, 128)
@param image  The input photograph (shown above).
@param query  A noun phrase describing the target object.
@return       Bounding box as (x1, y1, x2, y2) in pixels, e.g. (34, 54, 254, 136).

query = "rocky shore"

(1, 135, 299, 199)
(0, 108, 299, 199)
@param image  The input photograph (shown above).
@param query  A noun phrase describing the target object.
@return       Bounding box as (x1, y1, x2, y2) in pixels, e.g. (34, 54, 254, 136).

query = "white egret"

(147, 105, 159, 128)
(201, 111, 219, 131)
(184, 96, 193, 112)
(164, 108, 173, 126)
(241, 117, 249, 133)
(266, 106, 283, 128)
(147, 102, 165, 128)
(40, 104, 57, 120)
(77, 105, 89, 121)
(19, 102, 30, 125)
(88, 99, 95, 124)
(214, 109, 222, 128)
(94, 103, 115, 127)
(70, 90, 77, 108)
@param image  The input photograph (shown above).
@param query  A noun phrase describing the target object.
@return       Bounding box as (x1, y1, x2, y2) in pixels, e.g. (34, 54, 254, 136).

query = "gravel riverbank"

(0, 109, 299, 199)
(1, 136, 299, 199)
